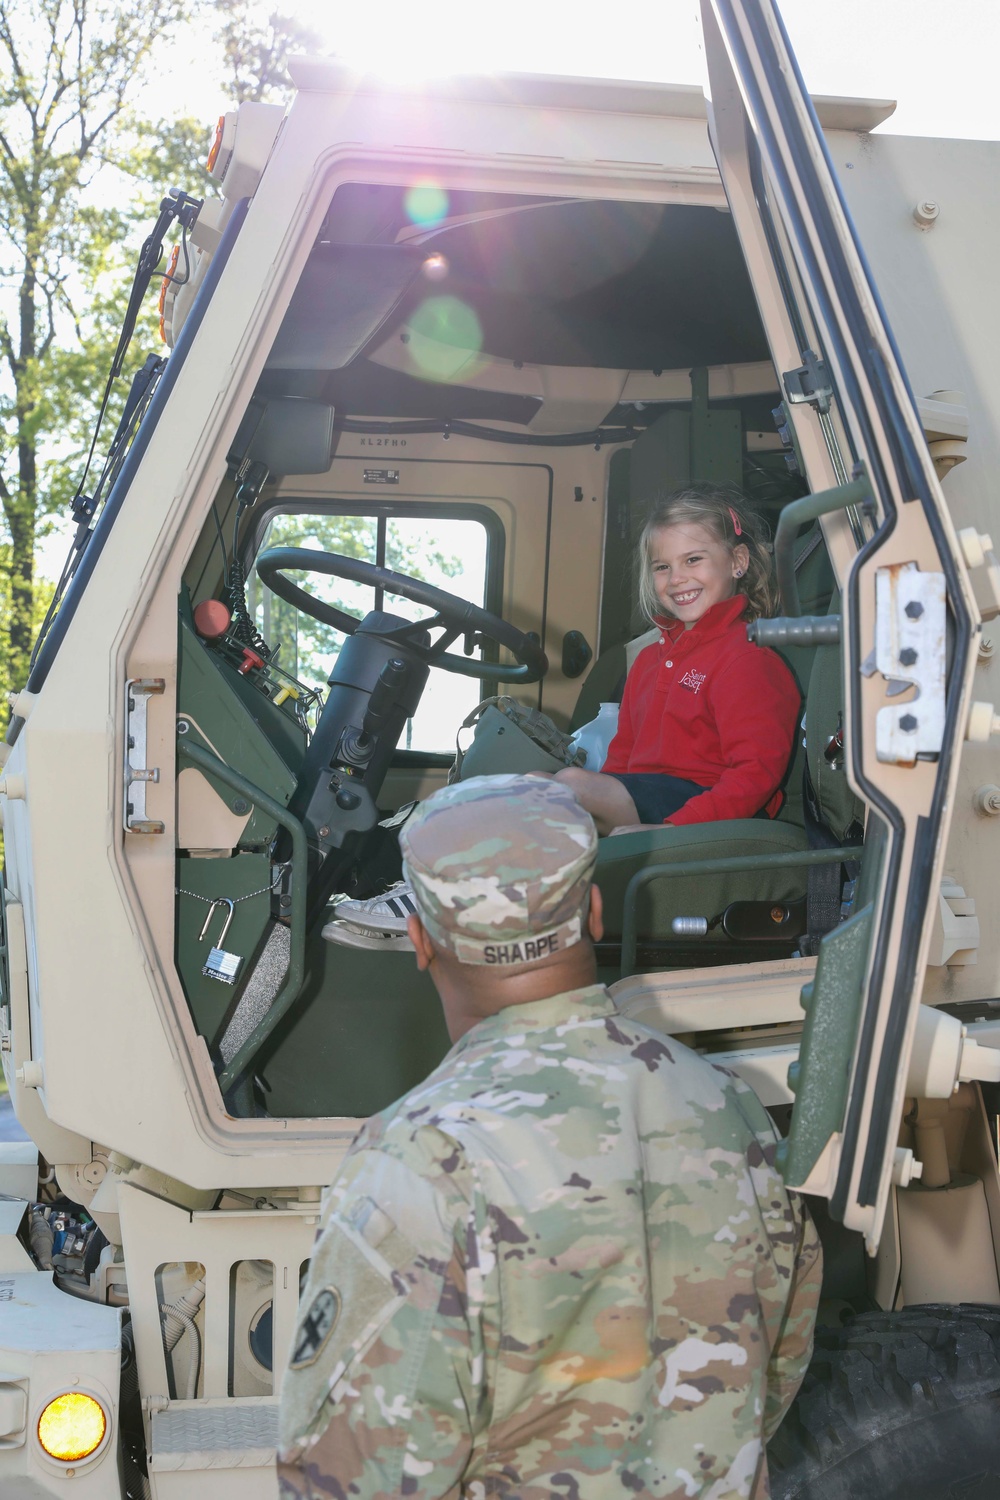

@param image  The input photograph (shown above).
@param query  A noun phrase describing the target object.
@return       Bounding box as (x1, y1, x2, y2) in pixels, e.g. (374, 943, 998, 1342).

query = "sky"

(38, 0, 1000, 581)
(156, 0, 1000, 143)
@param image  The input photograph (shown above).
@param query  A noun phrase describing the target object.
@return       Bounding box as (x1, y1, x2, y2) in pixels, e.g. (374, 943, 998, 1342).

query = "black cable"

(211, 502, 228, 577)
(339, 416, 638, 448)
(226, 463, 272, 657)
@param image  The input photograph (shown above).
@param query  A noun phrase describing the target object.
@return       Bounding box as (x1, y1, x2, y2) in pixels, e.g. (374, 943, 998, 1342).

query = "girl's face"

(649, 521, 749, 627)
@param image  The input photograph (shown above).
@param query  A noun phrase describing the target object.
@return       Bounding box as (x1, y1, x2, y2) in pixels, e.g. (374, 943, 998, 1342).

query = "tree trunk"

(9, 253, 37, 692)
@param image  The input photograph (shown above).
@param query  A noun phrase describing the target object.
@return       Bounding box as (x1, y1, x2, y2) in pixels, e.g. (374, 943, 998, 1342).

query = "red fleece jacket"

(602, 594, 801, 825)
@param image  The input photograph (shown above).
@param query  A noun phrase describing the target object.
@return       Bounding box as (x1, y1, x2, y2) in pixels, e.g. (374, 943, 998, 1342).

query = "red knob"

(193, 599, 232, 640)
(238, 648, 265, 676)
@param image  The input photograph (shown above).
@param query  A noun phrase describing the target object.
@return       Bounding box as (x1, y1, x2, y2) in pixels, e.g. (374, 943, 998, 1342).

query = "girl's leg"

(553, 767, 639, 835)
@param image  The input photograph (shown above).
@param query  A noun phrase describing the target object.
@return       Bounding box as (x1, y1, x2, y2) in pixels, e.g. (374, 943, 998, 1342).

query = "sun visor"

(229, 397, 336, 475)
(265, 243, 426, 371)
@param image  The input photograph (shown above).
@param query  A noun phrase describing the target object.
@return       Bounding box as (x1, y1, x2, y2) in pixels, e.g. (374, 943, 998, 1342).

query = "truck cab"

(2, 3, 1000, 1495)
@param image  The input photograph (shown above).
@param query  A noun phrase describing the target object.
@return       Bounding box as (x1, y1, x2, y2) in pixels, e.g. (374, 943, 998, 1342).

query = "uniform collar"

(451, 983, 615, 1054)
(654, 591, 748, 645)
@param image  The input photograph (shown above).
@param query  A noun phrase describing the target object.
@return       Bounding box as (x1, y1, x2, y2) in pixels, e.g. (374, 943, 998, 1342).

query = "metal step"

(149, 1398, 278, 1471)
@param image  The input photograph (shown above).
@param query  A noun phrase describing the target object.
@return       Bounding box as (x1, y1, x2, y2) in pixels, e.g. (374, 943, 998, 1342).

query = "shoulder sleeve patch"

(289, 1286, 342, 1369)
(279, 1214, 407, 1453)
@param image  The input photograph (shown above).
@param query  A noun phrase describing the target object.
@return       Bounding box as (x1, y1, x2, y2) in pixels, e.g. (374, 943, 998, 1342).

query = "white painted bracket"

(891, 1147, 923, 1187)
(958, 527, 1000, 622)
(874, 562, 946, 764)
(927, 878, 980, 967)
(918, 390, 969, 479)
(14, 1060, 43, 1090)
(907, 1004, 1000, 1099)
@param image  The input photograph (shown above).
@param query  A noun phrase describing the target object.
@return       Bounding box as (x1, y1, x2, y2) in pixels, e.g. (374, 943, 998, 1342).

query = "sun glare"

(316, 2, 482, 83)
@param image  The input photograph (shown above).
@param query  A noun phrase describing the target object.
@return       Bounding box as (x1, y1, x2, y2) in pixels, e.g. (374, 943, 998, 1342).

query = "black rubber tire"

(768, 1305, 1000, 1500)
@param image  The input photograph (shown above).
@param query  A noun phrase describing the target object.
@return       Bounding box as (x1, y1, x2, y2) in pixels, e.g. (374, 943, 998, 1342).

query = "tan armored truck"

(2, 0, 1000, 1494)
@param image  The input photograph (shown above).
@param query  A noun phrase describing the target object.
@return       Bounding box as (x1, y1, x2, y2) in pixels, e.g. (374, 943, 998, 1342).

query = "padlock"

(200, 898, 243, 985)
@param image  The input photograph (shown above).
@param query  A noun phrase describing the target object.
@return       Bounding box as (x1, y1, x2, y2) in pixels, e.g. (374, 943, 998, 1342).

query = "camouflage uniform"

(277, 778, 821, 1499)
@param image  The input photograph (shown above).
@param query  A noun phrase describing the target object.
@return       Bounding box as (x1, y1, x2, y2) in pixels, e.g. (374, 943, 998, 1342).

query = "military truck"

(2, 0, 1000, 1493)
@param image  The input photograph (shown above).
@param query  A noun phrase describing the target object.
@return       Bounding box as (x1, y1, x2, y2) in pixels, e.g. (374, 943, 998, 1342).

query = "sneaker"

(321, 882, 418, 951)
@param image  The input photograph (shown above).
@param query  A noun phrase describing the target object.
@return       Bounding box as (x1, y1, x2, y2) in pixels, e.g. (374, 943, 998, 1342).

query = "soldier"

(277, 774, 821, 1500)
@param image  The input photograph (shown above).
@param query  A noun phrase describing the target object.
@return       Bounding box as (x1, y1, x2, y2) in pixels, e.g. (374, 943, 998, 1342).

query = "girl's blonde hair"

(636, 484, 779, 625)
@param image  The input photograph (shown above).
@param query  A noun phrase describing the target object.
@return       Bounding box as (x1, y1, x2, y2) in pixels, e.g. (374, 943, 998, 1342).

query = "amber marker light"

(159, 244, 180, 315)
(207, 115, 226, 173)
(37, 1392, 107, 1463)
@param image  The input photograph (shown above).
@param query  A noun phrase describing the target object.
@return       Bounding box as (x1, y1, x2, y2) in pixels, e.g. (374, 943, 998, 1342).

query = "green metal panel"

(256, 932, 452, 1118)
(690, 366, 743, 486)
(629, 408, 691, 512)
(598, 448, 636, 656)
(175, 853, 275, 1045)
(778, 902, 874, 1185)
(177, 613, 302, 845)
(177, 741, 310, 1094)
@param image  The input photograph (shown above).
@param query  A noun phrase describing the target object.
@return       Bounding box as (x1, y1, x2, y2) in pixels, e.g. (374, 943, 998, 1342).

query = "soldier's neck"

(435, 946, 600, 1043)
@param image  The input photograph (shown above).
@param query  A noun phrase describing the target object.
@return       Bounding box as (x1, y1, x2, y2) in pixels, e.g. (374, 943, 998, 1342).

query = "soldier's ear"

(587, 884, 604, 944)
(407, 913, 435, 970)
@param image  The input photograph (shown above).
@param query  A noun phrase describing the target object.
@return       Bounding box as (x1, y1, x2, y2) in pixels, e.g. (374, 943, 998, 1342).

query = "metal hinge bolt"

(966, 701, 1000, 743)
(973, 784, 1000, 817)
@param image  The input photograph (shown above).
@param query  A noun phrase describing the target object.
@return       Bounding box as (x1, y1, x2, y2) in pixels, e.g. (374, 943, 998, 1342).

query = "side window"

(250, 506, 493, 754)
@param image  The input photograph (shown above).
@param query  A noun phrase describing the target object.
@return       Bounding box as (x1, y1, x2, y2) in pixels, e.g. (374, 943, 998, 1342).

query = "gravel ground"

(0, 1092, 29, 1142)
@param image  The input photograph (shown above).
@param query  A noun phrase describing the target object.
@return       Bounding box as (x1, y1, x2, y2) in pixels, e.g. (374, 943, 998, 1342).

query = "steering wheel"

(255, 547, 548, 684)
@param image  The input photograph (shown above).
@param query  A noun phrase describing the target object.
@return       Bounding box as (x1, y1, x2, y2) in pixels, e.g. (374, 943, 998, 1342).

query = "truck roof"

(287, 57, 897, 134)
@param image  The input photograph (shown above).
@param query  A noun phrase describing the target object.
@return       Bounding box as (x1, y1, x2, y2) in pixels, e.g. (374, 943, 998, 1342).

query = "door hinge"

(783, 350, 833, 416)
(862, 563, 946, 764)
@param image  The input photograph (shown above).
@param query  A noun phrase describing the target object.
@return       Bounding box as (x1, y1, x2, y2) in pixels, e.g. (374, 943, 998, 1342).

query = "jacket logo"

(679, 669, 706, 693)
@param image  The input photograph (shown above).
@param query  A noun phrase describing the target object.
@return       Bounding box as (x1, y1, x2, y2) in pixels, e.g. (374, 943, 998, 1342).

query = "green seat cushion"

(595, 817, 810, 938)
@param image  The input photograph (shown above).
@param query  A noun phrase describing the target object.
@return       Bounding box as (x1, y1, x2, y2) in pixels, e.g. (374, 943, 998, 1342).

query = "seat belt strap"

(802, 859, 843, 956)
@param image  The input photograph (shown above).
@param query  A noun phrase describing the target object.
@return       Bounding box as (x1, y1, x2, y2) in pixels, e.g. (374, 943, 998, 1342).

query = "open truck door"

(701, 0, 983, 1251)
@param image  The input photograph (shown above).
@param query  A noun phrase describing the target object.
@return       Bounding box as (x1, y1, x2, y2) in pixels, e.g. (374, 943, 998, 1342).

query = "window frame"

(247, 497, 506, 764)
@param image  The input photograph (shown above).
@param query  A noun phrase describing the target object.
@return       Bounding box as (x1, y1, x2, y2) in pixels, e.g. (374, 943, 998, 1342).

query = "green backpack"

(450, 697, 585, 783)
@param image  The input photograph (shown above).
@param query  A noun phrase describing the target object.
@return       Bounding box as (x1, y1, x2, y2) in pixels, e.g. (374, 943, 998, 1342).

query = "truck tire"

(768, 1305, 1000, 1500)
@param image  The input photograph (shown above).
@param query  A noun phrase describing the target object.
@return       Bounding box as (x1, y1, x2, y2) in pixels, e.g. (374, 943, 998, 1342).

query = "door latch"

(865, 563, 946, 765)
(124, 678, 165, 834)
(783, 350, 833, 416)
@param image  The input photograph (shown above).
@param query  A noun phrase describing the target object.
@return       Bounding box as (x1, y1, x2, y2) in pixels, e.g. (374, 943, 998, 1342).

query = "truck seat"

(595, 813, 809, 943)
(572, 522, 842, 952)
(593, 596, 861, 956)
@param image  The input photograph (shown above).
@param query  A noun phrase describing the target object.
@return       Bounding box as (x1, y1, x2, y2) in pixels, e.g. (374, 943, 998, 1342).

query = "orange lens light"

(207, 115, 226, 173)
(158, 245, 180, 315)
(37, 1392, 107, 1462)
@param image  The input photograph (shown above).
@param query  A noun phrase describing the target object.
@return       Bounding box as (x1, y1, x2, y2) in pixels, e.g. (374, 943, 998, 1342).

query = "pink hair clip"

(727, 505, 743, 536)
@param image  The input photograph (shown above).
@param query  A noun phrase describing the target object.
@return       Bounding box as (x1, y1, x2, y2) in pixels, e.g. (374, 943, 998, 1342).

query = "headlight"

(37, 1392, 107, 1462)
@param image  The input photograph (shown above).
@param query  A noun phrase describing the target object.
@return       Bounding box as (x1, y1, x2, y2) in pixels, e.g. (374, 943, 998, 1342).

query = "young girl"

(556, 485, 800, 835)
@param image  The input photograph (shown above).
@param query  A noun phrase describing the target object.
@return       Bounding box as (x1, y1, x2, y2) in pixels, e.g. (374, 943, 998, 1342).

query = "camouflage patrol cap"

(399, 774, 597, 966)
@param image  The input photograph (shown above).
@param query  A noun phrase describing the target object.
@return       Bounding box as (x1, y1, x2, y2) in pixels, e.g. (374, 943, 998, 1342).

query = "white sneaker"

(321, 882, 418, 951)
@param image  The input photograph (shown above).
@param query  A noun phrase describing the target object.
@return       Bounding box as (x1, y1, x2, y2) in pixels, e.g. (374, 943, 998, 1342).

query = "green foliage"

(0, 0, 194, 699)
(212, 0, 321, 104)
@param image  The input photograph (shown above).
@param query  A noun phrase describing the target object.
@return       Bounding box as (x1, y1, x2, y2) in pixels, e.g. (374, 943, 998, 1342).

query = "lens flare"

(404, 181, 449, 228)
(408, 296, 483, 383)
(422, 252, 449, 281)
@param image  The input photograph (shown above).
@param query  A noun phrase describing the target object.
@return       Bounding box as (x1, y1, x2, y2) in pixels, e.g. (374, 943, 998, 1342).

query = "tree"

(213, 0, 322, 106)
(0, 0, 189, 695)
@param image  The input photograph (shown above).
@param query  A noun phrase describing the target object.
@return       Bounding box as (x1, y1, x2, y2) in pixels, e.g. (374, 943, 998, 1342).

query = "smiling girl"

(556, 485, 800, 835)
